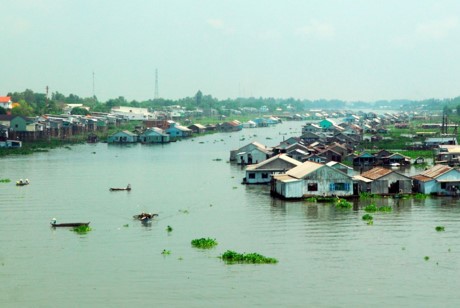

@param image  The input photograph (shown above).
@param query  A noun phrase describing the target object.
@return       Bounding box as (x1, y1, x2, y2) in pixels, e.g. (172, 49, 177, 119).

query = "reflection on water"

(1, 122, 460, 307)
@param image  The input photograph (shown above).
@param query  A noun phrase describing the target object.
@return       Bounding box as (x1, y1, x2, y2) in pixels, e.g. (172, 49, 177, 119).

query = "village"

(2, 94, 460, 199)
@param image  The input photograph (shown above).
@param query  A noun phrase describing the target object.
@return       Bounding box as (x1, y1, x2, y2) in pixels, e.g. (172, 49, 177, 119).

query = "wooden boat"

(110, 184, 131, 191)
(133, 213, 158, 222)
(51, 221, 90, 227)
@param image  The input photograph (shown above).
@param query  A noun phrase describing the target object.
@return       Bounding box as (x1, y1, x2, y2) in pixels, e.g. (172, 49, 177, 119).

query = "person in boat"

(126, 184, 131, 191)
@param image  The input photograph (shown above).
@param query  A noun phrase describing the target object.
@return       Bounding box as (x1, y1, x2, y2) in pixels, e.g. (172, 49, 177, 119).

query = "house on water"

(412, 164, 460, 196)
(271, 161, 354, 199)
(107, 130, 138, 144)
(354, 167, 412, 194)
(139, 127, 170, 144)
(244, 154, 302, 184)
(229, 141, 272, 164)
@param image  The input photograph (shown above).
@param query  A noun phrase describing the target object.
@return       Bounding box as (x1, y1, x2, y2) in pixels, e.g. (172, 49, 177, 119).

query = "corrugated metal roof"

(273, 174, 301, 183)
(412, 175, 433, 182)
(352, 175, 373, 183)
(419, 164, 452, 179)
(286, 161, 323, 179)
(246, 154, 302, 171)
(360, 167, 393, 180)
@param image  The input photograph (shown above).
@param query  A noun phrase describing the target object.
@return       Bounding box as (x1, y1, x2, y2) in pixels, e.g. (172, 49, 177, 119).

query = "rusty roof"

(419, 164, 452, 179)
(360, 167, 393, 180)
(411, 175, 433, 182)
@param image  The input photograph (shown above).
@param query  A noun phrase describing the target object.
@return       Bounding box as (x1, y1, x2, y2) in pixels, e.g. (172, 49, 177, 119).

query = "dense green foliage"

(191, 238, 218, 249)
(362, 214, 373, 221)
(71, 225, 91, 234)
(364, 204, 378, 212)
(221, 250, 278, 264)
(335, 198, 352, 209)
(0, 179, 11, 183)
(435, 226, 445, 232)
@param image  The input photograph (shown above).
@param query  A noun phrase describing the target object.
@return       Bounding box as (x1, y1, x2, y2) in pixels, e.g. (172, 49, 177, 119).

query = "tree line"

(1, 88, 460, 117)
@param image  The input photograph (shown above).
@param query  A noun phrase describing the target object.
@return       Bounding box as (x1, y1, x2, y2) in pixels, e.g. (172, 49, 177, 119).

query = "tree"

(11, 100, 34, 116)
(71, 107, 90, 115)
(0, 106, 6, 115)
(195, 90, 203, 106)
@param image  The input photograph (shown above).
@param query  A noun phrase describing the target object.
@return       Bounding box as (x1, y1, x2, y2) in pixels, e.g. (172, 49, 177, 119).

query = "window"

(308, 183, 318, 191)
(248, 173, 256, 179)
(441, 182, 447, 189)
(261, 173, 269, 179)
(330, 183, 350, 191)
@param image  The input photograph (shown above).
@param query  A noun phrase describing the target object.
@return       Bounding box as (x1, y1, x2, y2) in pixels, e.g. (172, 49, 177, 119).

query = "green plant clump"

(0, 179, 11, 183)
(364, 204, 378, 212)
(335, 198, 352, 209)
(304, 197, 317, 202)
(414, 193, 428, 199)
(362, 214, 373, 221)
(221, 250, 278, 264)
(71, 225, 92, 234)
(191, 237, 218, 249)
(166, 225, 173, 232)
(435, 226, 445, 232)
(378, 206, 392, 212)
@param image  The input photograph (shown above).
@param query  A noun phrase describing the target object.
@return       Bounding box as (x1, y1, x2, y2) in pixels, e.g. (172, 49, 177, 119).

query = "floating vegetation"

(316, 197, 337, 203)
(232, 186, 238, 189)
(424, 256, 430, 261)
(414, 193, 428, 199)
(304, 197, 317, 202)
(212, 158, 222, 161)
(71, 225, 92, 234)
(179, 209, 189, 214)
(266, 137, 272, 140)
(367, 220, 374, 225)
(364, 204, 378, 212)
(0, 179, 11, 183)
(166, 225, 173, 232)
(362, 214, 373, 221)
(199, 142, 204, 144)
(435, 226, 445, 232)
(335, 198, 352, 209)
(64, 146, 72, 150)
(123, 224, 129, 228)
(162, 249, 171, 255)
(191, 237, 218, 249)
(221, 250, 278, 264)
(378, 206, 392, 212)
(359, 192, 372, 199)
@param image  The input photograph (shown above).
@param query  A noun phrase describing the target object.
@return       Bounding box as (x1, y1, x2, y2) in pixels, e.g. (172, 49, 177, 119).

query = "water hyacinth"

(362, 214, 373, 221)
(364, 204, 378, 212)
(335, 198, 352, 209)
(435, 226, 445, 232)
(191, 238, 218, 249)
(71, 225, 91, 234)
(378, 206, 392, 212)
(221, 250, 278, 264)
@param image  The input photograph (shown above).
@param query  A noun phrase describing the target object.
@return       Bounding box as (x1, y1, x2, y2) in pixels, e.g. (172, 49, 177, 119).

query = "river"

(1, 121, 459, 307)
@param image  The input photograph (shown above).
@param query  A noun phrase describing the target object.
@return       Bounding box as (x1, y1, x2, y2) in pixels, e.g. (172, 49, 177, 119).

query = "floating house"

(271, 161, 354, 199)
(230, 142, 272, 163)
(165, 122, 192, 139)
(244, 154, 302, 184)
(412, 164, 460, 196)
(139, 127, 170, 144)
(107, 130, 138, 144)
(355, 167, 412, 194)
(187, 124, 207, 134)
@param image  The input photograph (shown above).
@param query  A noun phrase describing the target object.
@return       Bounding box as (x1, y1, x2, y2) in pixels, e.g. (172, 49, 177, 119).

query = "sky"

(2, 0, 460, 102)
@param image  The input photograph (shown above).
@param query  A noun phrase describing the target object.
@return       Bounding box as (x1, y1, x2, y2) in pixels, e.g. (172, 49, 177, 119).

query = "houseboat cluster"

(230, 113, 460, 199)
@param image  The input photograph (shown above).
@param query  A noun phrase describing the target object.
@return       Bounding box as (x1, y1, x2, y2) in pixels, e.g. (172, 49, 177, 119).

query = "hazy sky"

(2, 0, 460, 102)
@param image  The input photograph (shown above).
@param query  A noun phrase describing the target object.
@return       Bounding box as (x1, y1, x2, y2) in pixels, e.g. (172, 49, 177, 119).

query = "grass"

(221, 250, 278, 264)
(191, 238, 218, 249)
(71, 225, 91, 234)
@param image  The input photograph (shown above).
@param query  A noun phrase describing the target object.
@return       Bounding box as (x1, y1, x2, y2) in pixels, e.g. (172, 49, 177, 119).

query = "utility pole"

(92, 71, 95, 98)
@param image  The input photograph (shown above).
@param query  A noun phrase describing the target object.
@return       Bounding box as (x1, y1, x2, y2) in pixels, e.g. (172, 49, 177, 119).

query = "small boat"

(50, 219, 90, 227)
(16, 179, 30, 186)
(389, 163, 400, 167)
(110, 184, 131, 191)
(133, 213, 158, 222)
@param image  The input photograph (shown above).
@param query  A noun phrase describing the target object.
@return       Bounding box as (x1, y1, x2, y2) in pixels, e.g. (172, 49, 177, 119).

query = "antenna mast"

(92, 71, 95, 98)
(154, 69, 159, 99)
